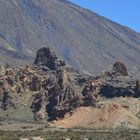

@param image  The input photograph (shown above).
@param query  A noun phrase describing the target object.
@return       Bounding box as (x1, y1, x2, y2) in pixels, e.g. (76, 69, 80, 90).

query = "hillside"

(0, 0, 140, 76)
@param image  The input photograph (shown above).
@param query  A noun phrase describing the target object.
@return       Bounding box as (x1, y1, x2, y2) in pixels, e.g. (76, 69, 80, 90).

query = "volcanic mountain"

(0, 0, 140, 76)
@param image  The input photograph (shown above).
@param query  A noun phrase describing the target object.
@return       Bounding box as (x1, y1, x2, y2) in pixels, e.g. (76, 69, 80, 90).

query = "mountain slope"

(0, 0, 140, 76)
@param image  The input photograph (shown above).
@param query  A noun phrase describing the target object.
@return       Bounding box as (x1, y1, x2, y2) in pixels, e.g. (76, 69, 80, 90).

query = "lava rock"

(100, 84, 135, 98)
(1, 90, 15, 110)
(34, 47, 66, 70)
(31, 92, 47, 121)
(113, 61, 128, 76)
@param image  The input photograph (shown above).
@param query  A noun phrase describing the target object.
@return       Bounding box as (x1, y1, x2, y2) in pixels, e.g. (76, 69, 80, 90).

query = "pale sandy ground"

(50, 98, 140, 129)
(20, 137, 44, 140)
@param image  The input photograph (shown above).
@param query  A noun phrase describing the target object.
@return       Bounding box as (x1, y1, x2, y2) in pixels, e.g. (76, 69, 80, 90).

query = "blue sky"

(69, 0, 140, 33)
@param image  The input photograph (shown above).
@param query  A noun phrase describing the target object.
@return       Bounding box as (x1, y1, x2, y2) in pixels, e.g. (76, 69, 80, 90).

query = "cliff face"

(0, 0, 140, 76)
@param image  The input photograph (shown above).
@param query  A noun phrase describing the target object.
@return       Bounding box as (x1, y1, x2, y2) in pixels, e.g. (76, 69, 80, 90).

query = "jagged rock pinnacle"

(34, 47, 66, 70)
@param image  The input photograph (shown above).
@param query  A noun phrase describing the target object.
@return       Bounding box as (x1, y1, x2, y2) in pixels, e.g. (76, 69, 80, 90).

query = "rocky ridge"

(0, 47, 140, 128)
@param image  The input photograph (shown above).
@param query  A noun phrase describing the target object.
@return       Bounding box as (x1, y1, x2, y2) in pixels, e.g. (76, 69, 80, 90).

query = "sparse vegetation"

(4, 44, 15, 52)
(0, 129, 139, 140)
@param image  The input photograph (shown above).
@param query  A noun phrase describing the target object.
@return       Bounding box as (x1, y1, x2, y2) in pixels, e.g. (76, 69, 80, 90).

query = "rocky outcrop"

(113, 61, 128, 76)
(135, 80, 140, 98)
(0, 48, 140, 122)
(46, 84, 83, 120)
(1, 90, 15, 110)
(100, 83, 135, 98)
(30, 74, 42, 91)
(34, 55, 99, 120)
(45, 68, 84, 120)
(99, 62, 139, 98)
(82, 80, 101, 107)
(34, 47, 66, 70)
(31, 92, 47, 121)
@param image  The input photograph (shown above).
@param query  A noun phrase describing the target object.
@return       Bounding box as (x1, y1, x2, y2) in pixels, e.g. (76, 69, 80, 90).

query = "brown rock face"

(34, 47, 66, 70)
(113, 61, 128, 76)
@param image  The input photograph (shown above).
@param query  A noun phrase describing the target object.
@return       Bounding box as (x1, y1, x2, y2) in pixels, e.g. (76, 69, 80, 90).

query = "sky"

(69, 0, 140, 33)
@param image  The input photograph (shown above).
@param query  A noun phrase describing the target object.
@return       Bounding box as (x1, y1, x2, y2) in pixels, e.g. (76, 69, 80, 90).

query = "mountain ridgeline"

(0, 0, 140, 77)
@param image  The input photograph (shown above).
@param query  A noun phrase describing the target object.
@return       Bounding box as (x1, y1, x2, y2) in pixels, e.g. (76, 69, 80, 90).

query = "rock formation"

(0, 47, 139, 122)
(1, 90, 11, 110)
(31, 92, 47, 121)
(30, 74, 42, 91)
(34, 47, 66, 70)
(113, 61, 129, 76)
(98, 61, 137, 98)
(135, 80, 140, 98)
